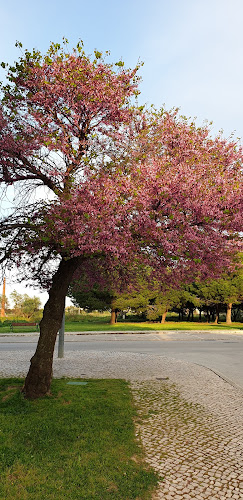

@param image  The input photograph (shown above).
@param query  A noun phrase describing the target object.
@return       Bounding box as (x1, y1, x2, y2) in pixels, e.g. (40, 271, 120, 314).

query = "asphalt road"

(1, 330, 243, 389)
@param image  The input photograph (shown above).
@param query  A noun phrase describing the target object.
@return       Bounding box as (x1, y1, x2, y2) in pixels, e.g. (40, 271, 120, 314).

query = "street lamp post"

(58, 298, 65, 358)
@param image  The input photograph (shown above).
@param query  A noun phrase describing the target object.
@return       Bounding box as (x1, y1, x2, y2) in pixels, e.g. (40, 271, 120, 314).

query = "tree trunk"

(160, 311, 167, 323)
(187, 308, 194, 321)
(226, 303, 232, 324)
(206, 309, 210, 323)
(22, 256, 81, 399)
(110, 309, 116, 325)
(214, 305, 219, 324)
(199, 308, 202, 322)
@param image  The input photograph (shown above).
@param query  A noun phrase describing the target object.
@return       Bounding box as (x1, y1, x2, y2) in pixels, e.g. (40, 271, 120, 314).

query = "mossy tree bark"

(22, 256, 82, 399)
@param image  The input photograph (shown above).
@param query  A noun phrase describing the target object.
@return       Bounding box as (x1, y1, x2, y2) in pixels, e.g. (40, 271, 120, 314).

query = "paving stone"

(130, 379, 243, 499)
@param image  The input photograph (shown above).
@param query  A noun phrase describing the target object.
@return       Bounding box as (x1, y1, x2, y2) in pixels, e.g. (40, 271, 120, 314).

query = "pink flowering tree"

(0, 40, 242, 398)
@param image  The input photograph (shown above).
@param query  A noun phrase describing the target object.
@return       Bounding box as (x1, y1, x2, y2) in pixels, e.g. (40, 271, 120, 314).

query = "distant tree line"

(69, 262, 243, 325)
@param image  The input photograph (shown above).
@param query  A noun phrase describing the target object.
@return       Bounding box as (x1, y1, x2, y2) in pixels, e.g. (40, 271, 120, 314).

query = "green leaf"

(94, 50, 102, 59)
(115, 61, 124, 67)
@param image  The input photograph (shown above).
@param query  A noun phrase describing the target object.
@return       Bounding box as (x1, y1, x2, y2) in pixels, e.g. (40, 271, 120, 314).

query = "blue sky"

(1, 0, 243, 304)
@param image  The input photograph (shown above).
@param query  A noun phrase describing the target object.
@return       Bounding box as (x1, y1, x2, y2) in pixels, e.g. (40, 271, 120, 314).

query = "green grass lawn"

(133, 321, 243, 331)
(0, 378, 159, 499)
(0, 320, 242, 333)
(63, 321, 243, 332)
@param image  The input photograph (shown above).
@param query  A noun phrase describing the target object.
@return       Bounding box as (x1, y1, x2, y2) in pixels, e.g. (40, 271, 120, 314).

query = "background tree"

(69, 257, 152, 324)
(10, 290, 24, 317)
(69, 283, 118, 323)
(195, 270, 243, 324)
(146, 288, 182, 323)
(70, 285, 150, 324)
(0, 294, 10, 315)
(0, 41, 242, 398)
(70, 286, 112, 314)
(10, 291, 41, 320)
(21, 296, 41, 321)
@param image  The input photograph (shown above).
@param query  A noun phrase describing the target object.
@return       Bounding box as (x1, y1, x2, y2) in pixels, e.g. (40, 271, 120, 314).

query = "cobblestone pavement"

(131, 379, 243, 500)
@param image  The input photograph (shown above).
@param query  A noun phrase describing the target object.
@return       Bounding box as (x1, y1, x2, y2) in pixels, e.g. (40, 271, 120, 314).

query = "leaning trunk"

(226, 303, 232, 325)
(23, 257, 81, 399)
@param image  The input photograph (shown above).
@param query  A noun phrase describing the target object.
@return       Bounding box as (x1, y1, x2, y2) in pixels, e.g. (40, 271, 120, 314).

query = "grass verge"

(0, 321, 242, 334)
(0, 378, 159, 499)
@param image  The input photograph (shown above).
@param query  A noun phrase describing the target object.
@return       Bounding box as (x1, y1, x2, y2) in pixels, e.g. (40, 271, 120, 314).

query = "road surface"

(0, 330, 243, 389)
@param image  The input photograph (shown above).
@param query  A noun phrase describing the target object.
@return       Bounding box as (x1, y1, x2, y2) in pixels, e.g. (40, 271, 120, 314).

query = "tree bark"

(206, 309, 210, 323)
(214, 305, 219, 324)
(160, 311, 167, 323)
(110, 309, 116, 325)
(226, 303, 232, 324)
(22, 256, 82, 399)
(187, 308, 194, 321)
